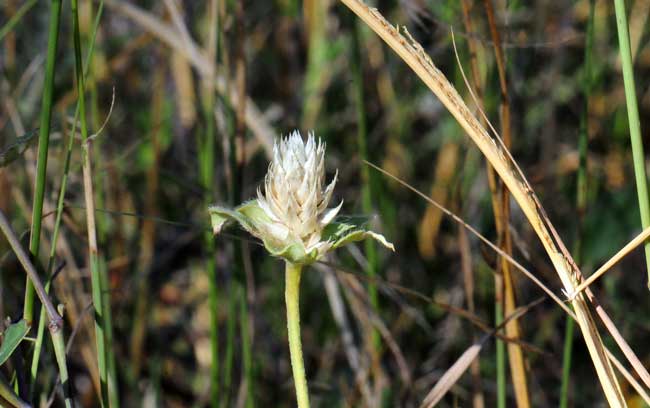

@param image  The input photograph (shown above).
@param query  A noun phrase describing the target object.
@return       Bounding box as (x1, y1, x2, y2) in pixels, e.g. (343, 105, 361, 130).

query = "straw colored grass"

(339, 0, 626, 405)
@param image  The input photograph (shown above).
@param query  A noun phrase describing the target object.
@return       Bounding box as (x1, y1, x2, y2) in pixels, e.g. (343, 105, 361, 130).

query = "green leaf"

(323, 221, 394, 252)
(0, 319, 30, 366)
(208, 200, 271, 236)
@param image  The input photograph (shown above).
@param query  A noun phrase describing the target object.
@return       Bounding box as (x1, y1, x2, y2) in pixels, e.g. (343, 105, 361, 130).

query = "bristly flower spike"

(209, 130, 393, 265)
(208, 130, 393, 408)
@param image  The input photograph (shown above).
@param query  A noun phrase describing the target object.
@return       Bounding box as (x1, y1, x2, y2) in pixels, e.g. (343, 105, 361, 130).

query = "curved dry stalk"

(419, 299, 542, 408)
(339, 1, 625, 404)
(366, 160, 650, 404)
(571, 227, 650, 297)
(103, 0, 275, 157)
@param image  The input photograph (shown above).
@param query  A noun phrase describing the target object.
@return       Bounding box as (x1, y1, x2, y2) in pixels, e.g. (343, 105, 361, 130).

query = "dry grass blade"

(420, 343, 482, 408)
(340, 271, 412, 386)
(103, 0, 275, 157)
(479, 2, 530, 405)
(365, 161, 573, 317)
(606, 350, 650, 405)
(325, 260, 548, 354)
(366, 160, 650, 402)
(419, 300, 542, 408)
(318, 265, 374, 406)
(571, 226, 650, 298)
(340, 1, 625, 404)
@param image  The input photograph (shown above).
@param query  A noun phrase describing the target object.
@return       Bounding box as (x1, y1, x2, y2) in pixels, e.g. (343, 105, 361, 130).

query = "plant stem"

(613, 0, 650, 288)
(239, 284, 253, 408)
(0, 210, 70, 407)
(30, 0, 105, 390)
(0, 372, 29, 408)
(559, 316, 575, 408)
(560, 1, 594, 406)
(24, 0, 62, 326)
(200, 2, 219, 404)
(223, 281, 236, 404)
(71, 0, 108, 404)
(495, 300, 506, 408)
(351, 16, 380, 351)
(285, 262, 309, 408)
(0, 0, 37, 42)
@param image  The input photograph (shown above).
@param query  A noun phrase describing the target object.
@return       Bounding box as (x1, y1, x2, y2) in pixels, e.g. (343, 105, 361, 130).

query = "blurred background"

(1, 0, 650, 406)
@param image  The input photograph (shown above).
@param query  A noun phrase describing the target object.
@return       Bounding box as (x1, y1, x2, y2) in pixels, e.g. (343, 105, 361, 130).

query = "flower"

(209, 130, 393, 264)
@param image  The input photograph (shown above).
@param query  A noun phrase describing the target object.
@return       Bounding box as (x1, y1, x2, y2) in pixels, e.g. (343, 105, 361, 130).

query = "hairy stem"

(285, 262, 309, 408)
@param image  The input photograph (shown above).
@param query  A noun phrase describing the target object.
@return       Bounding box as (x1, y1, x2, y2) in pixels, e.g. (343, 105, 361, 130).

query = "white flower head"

(209, 130, 393, 264)
(257, 131, 342, 253)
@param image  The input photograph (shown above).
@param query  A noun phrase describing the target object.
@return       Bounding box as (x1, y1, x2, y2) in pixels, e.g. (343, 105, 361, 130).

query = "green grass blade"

(71, 0, 108, 404)
(30, 0, 105, 390)
(613, 0, 650, 288)
(23, 0, 63, 327)
(0, 0, 37, 42)
(560, 2, 595, 406)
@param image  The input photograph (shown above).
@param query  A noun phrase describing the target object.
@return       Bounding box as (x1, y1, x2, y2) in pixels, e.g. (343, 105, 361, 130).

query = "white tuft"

(257, 131, 339, 254)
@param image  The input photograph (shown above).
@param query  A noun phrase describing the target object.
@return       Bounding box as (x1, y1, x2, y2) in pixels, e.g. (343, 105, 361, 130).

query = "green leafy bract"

(209, 201, 393, 265)
(0, 319, 30, 366)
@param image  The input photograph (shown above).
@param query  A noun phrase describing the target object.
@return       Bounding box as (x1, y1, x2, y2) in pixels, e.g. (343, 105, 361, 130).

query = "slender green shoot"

(285, 262, 309, 408)
(223, 283, 236, 405)
(0, 0, 37, 42)
(30, 0, 105, 391)
(24, 0, 62, 327)
(560, 1, 594, 406)
(613, 0, 650, 288)
(351, 18, 380, 350)
(71, 0, 108, 404)
(199, 2, 223, 403)
(0, 372, 29, 408)
(199, 26, 219, 406)
(240, 285, 253, 408)
(0, 210, 70, 407)
(495, 300, 506, 408)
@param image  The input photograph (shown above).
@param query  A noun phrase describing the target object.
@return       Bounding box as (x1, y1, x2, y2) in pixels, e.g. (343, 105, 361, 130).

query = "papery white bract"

(209, 130, 393, 264)
(257, 131, 342, 255)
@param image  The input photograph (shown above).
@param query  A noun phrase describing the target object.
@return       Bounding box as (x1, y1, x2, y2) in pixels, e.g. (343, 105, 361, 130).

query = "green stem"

(0, 210, 69, 406)
(51, 328, 72, 408)
(223, 281, 236, 405)
(24, 0, 62, 326)
(560, 2, 594, 405)
(0, 372, 29, 408)
(613, 0, 650, 288)
(0, 0, 37, 42)
(495, 300, 506, 408)
(351, 17, 380, 350)
(559, 317, 575, 408)
(30, 0, 105, 391)
(100, 258, 119, 408)
(71, 0, 108, 404)
(200, 55, 219, 408)
(285, 262, 309, 408)
(239, 285, 253, 408)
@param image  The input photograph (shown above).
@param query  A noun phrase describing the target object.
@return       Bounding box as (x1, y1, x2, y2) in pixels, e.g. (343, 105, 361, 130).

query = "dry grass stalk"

(368, 160, 650, 405)
(417, 142, 458, 259)
(321, 266, 375, 405)
(103, 0, 276, 157)
(571, 226, 650, 297)
(480, 2, 530, 406)
(419, 300, 540, 408)
(340, 0, 625, 405)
